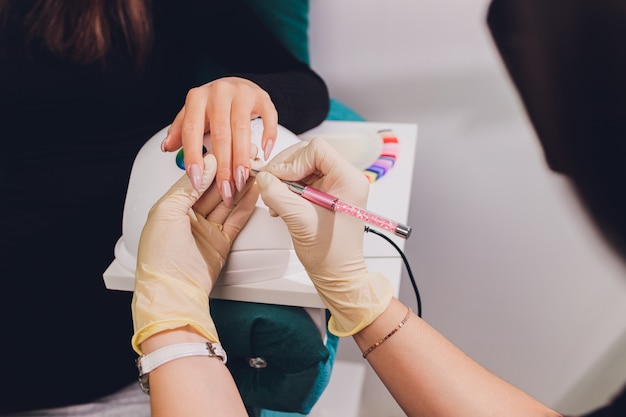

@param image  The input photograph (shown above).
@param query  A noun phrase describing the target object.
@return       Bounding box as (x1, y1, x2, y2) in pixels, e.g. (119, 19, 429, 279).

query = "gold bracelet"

(362, 307, 412, 359)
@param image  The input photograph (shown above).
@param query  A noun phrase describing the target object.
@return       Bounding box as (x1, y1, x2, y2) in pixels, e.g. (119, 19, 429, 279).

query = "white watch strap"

(138, 342, 227, 374)
(136, 342, 227, 394)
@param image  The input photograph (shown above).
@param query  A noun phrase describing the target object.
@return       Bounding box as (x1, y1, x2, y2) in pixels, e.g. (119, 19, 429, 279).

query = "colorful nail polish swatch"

(363, 129, 399, 183)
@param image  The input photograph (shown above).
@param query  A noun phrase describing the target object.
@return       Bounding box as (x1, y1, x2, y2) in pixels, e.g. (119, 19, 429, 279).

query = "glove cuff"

(131, 272, 219, 354)
(314, 272, 394, 337)
(132, 319, 219, 355)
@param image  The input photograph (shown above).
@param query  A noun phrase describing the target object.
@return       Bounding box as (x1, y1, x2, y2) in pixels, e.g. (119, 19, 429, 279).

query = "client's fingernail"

(189, 164, 202, 191)
(235, 165, 249, 192)
(263, 139, 274, 161)
(221, 180, 233, 207)
(160, 134, 169, 152)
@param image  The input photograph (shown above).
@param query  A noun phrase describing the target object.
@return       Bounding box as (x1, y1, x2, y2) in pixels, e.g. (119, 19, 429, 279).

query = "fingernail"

(160, 134, 169, 152)
(189, 164, 202, 191)
(221, 180, 233, 207)
(263, 139, 274, 161)
(235, 165, 249, 192)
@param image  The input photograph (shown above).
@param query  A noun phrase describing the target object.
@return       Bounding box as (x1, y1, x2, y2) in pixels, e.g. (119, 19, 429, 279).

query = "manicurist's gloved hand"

(131, 153, 258, 354)
(255, 137, 394, 337)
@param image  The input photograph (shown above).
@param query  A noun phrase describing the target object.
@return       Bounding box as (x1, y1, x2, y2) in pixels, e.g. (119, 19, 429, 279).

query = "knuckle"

(232, 119, 250, 131)
(185, 86, 202, 101)
(210, 124, 230, 141)
(181, 121, 199, 134)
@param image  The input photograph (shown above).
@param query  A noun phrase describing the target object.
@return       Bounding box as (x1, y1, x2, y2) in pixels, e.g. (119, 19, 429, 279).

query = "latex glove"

(255, 137, 393, 337)
(163, 77, 278, 204)
(131, 153, 258, 354)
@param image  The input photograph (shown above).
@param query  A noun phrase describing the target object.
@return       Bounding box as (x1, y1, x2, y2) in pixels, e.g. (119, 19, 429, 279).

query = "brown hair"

(0, 0, 152, 68)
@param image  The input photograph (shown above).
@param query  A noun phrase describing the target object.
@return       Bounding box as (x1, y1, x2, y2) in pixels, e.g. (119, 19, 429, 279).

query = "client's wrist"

(136, 337, 227, 395)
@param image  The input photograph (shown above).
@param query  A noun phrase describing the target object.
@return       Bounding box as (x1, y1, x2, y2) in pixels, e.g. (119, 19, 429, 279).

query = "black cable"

(364, 226, 422, 317)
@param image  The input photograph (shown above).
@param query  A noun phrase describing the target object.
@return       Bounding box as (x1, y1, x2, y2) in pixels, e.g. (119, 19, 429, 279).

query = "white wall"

(309, 1, 626, 416)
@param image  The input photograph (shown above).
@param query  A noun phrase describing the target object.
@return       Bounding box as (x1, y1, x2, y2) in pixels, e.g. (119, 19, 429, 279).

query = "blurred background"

(307, 1, 626, 416)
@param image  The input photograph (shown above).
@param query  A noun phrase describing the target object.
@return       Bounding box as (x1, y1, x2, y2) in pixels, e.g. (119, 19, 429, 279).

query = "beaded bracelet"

(362, 307, 412, 359)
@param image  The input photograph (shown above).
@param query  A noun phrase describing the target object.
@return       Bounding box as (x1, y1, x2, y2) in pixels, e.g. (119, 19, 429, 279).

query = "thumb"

(154, 154, 218, 215)
(197, 153, 218, 194)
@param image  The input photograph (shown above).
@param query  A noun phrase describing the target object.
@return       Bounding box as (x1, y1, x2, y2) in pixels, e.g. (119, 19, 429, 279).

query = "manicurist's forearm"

(142, 328, 248, 417)
(354, 298, 561, 417)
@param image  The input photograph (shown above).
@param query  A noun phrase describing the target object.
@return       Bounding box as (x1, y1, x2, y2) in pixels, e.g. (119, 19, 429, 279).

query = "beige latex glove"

(255, 137, 393, 337)
(131, 153, 258, 354)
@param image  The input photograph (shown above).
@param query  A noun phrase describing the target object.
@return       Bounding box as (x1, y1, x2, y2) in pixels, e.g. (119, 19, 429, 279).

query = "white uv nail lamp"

(103, 118, 393, 310)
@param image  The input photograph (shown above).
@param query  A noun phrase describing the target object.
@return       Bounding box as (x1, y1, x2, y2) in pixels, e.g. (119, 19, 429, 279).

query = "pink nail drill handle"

(254, 169, 413, 239)
(300, 186, 412, 239)
(299, 186, 338, 210)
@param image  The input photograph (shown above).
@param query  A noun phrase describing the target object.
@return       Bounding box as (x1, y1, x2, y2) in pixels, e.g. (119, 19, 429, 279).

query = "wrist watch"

(136, 342, 227, 394)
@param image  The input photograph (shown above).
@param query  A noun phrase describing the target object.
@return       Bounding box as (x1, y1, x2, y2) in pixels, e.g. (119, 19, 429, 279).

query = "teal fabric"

(211, 300, 338, 414)
(246, 0, 364, 122)
(258, 322, 338, 417)
(327, 98, 366, 121)
(244, 0, 310, 64)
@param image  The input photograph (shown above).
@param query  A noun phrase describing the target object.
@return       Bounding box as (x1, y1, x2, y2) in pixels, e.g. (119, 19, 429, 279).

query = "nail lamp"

(103, 118, 384, 308)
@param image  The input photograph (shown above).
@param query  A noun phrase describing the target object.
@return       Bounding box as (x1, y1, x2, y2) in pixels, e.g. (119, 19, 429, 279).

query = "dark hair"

(0, 0, 152, 68)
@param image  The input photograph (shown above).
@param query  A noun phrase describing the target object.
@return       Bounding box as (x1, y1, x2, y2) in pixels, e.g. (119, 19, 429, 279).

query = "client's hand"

(131, 153, 258, 354)
(163, 77, 278, 206)
(255, 137, 393, 337)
